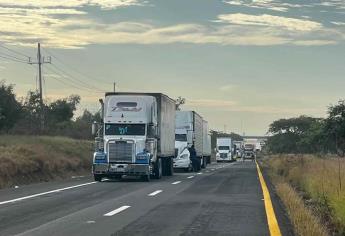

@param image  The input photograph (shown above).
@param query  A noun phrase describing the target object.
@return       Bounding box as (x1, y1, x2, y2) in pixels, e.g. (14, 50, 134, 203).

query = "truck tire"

(94, 175, 102, 182)
(206, 156, 211, 164)
(142, 174, 150, 182)
(162, 157, 174, 176)
(153, 158, 162, 179)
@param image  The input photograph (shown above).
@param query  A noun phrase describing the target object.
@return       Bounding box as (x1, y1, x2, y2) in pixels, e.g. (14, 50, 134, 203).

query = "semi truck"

(173, 111, 210, 171)
(233, 141, 243, 159)
(202, 120, 211, 166)
(216, 137, 234, 162)
(92, 92, 176, 182)
(244, 144, 256, 159)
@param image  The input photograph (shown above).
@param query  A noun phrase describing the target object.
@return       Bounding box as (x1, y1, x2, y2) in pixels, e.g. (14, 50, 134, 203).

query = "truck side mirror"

(92, 121, 98, 136)
(147, 123, 156, 138)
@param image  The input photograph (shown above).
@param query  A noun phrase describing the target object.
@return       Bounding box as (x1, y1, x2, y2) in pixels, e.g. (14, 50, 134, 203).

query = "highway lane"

(0, 161, 292, 236)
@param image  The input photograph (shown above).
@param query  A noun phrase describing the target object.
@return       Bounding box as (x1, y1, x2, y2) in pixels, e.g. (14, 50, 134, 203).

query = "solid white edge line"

(104, 206, 131, 216)
(148, 190, 163, 196)
(0, 182, 97, 206)
(172, 181, 182, 185)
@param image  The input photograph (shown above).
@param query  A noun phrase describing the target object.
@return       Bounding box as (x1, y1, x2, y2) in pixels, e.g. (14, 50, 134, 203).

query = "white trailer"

(92, 92, 176, 182)
(202, 120, 211, 165)
(174, 111, 209, 171)
(216, 137, 234, 162)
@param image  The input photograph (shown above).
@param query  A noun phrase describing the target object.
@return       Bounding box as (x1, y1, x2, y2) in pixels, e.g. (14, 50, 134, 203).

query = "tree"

(267, 116, 323, 154)
(47, 95, 80, 124)
(0, 81, 22, 132)
(175, 96, 186, 111)
(324, 100, 345, 156)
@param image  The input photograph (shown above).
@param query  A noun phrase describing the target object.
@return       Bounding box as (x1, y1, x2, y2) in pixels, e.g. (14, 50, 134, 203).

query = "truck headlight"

(216, 153, 220, 157)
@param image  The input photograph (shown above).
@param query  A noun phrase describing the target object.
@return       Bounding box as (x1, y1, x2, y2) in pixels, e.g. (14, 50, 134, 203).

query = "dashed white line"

(148, 190, 163, 196)
(104, 206, 131, 216)
(0, 182, 97, 206)
(197, 172, 203, 175)
(172, 181, 182, 185)
(187, 176, 195, 179)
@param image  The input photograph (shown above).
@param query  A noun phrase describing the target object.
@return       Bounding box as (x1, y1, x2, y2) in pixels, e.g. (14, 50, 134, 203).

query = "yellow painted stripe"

(256, 160, 282, 236)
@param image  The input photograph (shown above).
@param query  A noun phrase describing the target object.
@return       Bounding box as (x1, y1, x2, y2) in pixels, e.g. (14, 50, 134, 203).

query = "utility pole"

(29, 43, 51, 132)
(113, 82, 116, 93)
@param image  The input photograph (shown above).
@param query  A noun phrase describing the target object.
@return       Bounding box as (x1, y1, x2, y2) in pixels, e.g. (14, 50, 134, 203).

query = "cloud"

(332, 21, 345, 26)
(219, 84, 237, 92)
(217, 13, 322, 31)
(186, 98, 320, 115)
(0, 0, 144, 9)
(0, 2, 343, 48)
(187, 99, 237, 108)
(224, 0, 306, 12)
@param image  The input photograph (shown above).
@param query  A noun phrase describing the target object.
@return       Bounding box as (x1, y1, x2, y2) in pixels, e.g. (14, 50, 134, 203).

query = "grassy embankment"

(0, 135, 93, 189)
(263, 155, 345, 236)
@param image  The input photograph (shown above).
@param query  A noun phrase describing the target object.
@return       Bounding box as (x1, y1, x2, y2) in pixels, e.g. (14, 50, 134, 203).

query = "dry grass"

(0, 135, 93, 189)
(275, 181, 329, 236)
(265, 155, 345, 235)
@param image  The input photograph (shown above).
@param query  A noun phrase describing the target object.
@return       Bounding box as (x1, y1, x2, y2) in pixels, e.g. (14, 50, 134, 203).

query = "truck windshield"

(105, 124, 146, 136)
(175, 134, 187, 141)
(218, 146, 230, 150)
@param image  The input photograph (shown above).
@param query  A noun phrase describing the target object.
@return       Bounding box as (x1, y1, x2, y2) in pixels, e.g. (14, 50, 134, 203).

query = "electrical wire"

(0, 54, 28, 64)
(0, 43, 30, 59)
(42, 48, 110, 84)
(44, 66, 104, 94)
(49, 63, 106, 92)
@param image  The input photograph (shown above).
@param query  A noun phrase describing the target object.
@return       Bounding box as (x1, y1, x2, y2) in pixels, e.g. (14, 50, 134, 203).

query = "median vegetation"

(262, 100, 345, 235)
(0, 135, 93, 189)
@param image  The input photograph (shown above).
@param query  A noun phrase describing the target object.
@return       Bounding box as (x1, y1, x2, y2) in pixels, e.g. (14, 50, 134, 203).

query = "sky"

(0, 0, 344, 135)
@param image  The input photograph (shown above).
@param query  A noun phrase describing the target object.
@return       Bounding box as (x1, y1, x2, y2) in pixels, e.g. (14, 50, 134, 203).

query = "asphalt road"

(0, 161, 293, 236)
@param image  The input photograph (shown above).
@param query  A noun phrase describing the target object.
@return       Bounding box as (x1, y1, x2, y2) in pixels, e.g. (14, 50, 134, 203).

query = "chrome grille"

(220, 153, 227, 159)
(108, 141, 133, 163)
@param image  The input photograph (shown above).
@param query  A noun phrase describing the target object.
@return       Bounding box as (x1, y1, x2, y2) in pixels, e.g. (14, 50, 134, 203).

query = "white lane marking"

(172, 181, 182, 185)
(0, 182, 97, 206)
(71, 175, 85, 179)
(211, 169, 215, 171)
(86, 221, 96, 224)
(104, 206, 131, 216)
(197, 172, 203, 175)
(187, 176, 194, 179)
(148, 190, 163, 196)
(206, 170, 210, 173)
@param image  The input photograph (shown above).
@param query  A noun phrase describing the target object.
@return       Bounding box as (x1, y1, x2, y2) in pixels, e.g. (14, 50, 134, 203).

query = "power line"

(0, 43, 30, 59)
(44, 66, 104, 94)
(0, 51, 28, 62)
(0, 54, 28, 64)
(49, 63, 106, 92)
(42, 48, 110, 84)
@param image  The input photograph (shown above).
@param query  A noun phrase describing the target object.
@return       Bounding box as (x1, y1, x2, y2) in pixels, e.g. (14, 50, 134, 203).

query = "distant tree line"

(266, 101, 345, 156)
(0, 81, 100, 139)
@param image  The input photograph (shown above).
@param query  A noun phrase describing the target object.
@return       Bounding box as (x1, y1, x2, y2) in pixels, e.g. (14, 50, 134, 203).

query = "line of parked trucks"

(91, 92, 259, 182)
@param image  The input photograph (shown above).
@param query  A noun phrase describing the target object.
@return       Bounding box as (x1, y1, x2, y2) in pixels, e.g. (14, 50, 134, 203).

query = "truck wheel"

(142, 174, 150, 182)
(206, 156, 211, 164)
(94, 175, 102, 182)
(153, 158, 162, 179)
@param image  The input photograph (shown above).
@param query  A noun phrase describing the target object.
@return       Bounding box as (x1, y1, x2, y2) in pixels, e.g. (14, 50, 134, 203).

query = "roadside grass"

(264, 155, 345, 235)
(0, 135, 93, 189)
